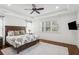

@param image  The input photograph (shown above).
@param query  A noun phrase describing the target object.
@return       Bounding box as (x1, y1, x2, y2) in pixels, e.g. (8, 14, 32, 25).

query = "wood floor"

(40, 39, 79, 55)
(0, 39, 79, 55)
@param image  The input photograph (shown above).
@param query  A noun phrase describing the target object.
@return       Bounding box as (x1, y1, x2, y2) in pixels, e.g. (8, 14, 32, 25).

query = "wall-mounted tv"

(68, 21, 77, 30)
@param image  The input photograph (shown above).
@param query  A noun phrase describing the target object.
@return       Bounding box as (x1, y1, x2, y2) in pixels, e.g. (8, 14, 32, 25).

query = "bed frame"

(5, 26, 39, 53)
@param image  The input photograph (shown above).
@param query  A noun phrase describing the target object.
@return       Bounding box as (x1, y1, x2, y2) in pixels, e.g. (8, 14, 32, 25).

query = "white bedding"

(6, 34, 39, 48)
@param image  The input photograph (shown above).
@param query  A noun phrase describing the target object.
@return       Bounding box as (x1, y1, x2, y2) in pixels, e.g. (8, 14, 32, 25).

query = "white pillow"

(14, 31, 20, 35)
(20, 30, 25, 35)
(8, 31, 14, 36)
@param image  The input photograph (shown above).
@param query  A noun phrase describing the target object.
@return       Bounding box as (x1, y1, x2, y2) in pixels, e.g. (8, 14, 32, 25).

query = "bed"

(5, 26, 39, 53)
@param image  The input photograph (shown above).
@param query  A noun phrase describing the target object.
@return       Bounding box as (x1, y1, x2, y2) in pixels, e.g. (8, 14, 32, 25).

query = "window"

(42, 21, 59, 32)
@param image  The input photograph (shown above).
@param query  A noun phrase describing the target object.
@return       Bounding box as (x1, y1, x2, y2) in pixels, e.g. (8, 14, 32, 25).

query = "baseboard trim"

(40, 39, 79, 55)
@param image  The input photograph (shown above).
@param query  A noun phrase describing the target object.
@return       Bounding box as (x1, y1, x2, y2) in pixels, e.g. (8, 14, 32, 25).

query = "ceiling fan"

(24, 4, 44, 14)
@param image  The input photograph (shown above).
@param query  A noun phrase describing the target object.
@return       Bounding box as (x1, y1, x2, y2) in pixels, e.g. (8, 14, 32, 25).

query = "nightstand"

(0, 37, 3, 49)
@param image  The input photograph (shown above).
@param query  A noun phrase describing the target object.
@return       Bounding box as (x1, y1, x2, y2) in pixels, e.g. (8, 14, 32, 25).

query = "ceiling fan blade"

(30, 10, 34, 14)
(35, 10, 40, 14)
(37, 8, 44, 10)
(24, 9, 32, 10)
(32, 4, 36, 8)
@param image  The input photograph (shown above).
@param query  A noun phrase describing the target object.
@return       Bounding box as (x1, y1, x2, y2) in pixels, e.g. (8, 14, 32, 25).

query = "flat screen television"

(68, 21, 77, 30)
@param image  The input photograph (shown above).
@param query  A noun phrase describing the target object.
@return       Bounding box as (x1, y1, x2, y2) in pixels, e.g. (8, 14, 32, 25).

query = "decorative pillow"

(8, 31, 14, 36)
(20, 30, 25, 35)
(14, 31, 20, 36)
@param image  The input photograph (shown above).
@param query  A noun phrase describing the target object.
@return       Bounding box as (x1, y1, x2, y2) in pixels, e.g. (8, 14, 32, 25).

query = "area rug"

(1, 42, 69, 55)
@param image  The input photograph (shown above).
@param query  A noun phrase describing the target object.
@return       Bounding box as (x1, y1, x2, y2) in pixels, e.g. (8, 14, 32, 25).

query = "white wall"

(76, 11, 79, 48)
(5, 15, 26, 26)
(77, 31, 79, 48)
(32, 12, 77, 45)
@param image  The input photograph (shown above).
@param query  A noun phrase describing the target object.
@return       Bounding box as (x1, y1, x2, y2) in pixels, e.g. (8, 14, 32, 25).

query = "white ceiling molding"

(33, 11, 77, 22)
(33, 8, 68, 19)
(0, 11, 6, 16)
(0, 5, 33, 20)
(0, 4, 79, 21)
(0, 4, 68, 19)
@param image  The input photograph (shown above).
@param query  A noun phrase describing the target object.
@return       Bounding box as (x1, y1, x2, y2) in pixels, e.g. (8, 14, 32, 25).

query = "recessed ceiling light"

(56, 6, 59, 9)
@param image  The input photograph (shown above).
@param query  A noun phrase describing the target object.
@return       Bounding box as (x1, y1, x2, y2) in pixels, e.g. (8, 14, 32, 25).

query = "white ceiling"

(0, 4, 79, 19)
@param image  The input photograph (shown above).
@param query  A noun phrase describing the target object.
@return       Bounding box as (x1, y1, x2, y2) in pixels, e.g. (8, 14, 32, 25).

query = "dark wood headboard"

(5, 26, 26, 36)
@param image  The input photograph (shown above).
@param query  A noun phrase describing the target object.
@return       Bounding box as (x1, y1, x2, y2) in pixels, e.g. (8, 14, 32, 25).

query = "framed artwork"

(42, 21, 58, 32)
